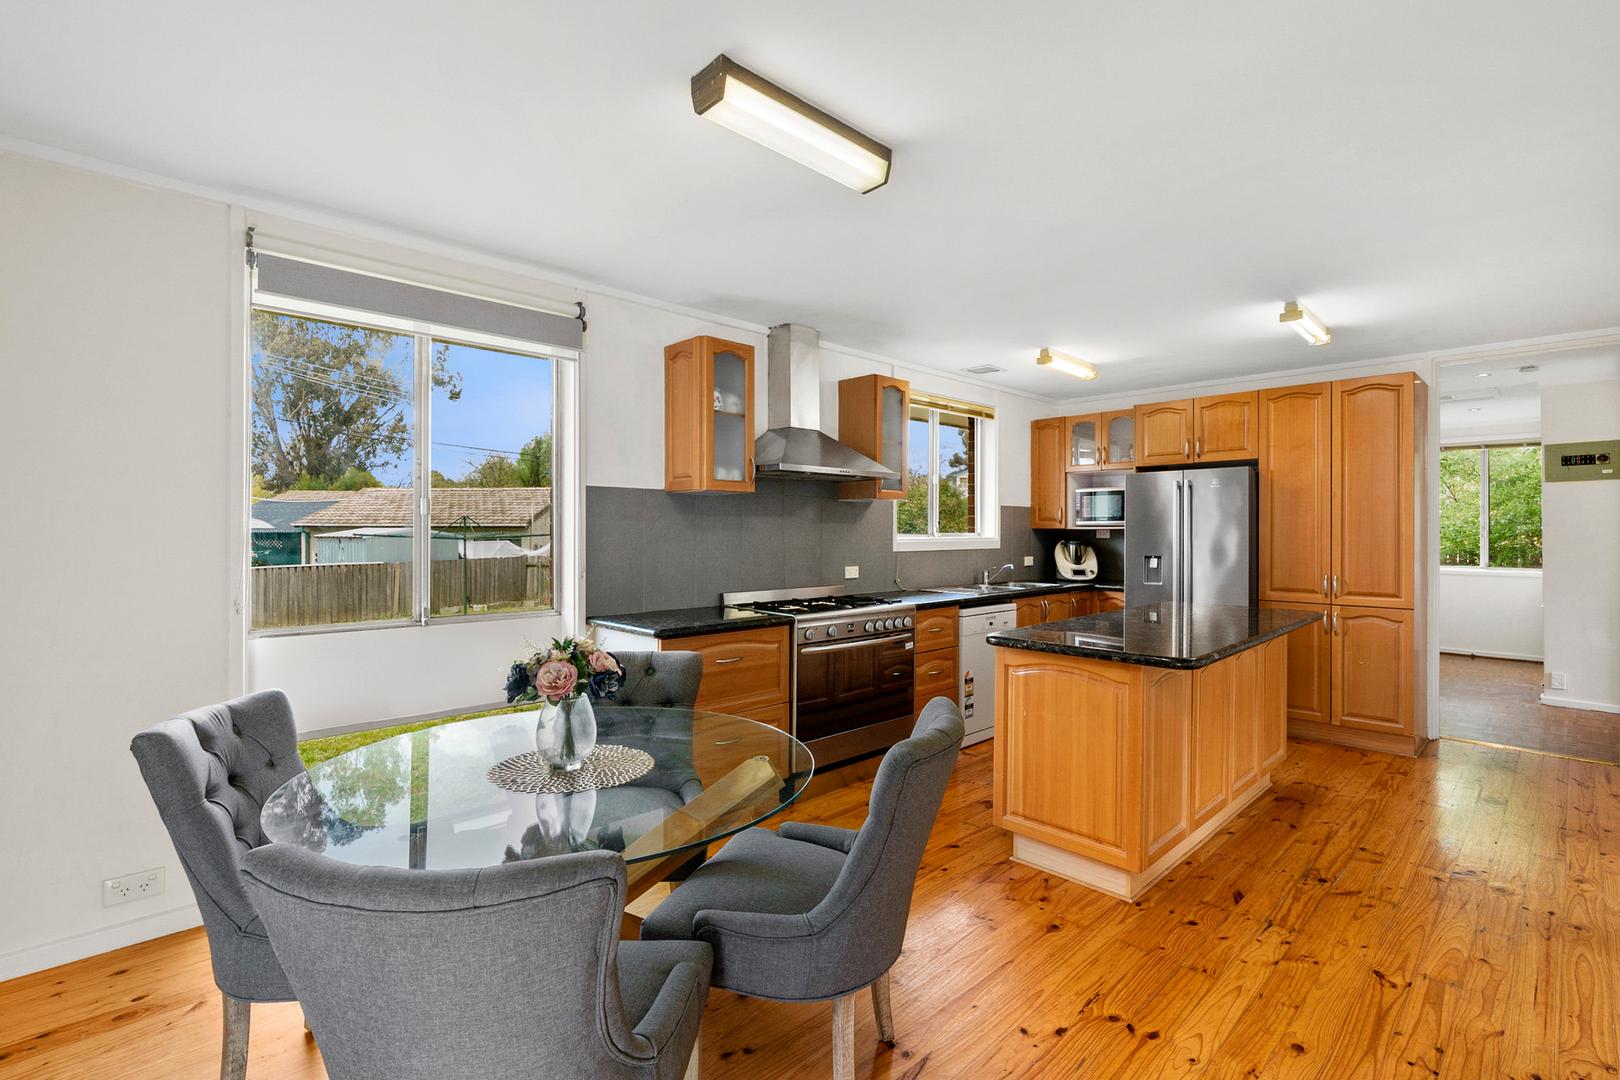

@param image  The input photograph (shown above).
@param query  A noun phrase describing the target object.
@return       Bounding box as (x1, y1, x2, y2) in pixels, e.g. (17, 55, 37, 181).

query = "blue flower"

(588, 668, 623, 701)
(504, 661, 533, 703)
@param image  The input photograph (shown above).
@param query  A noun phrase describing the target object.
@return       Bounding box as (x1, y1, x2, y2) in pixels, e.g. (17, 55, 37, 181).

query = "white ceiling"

(3, 1, 1618, 402)
(1437, 343, 1620, 439)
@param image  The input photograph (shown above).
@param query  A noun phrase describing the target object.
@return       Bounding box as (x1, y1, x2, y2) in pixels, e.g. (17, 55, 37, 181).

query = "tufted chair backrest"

(131, 689, 304, 1000)
(603, 651, 703, 709)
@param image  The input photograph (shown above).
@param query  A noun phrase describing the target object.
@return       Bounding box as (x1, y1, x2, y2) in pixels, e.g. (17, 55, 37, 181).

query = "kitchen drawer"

(665, 625, 791, 714)
(915, 606, 959, 653)
(915, 645, 958, 699)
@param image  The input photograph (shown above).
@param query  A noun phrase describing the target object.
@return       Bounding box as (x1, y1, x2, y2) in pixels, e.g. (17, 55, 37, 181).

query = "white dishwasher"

(958, 604, 1018, 747)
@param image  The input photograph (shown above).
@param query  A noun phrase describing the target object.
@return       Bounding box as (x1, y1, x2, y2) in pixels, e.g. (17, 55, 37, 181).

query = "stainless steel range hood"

(754, 324, 901, 482)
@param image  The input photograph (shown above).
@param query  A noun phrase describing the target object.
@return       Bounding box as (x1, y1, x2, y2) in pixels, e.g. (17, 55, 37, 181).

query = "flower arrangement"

(505, 635, 625, 705)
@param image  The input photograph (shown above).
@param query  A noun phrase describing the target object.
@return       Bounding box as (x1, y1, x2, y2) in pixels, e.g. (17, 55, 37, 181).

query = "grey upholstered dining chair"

(130, 690, 306, 1080)
(603, 650, 703, 710)
(641, 697, 965, 1079)
(240, 844, 712, 1080)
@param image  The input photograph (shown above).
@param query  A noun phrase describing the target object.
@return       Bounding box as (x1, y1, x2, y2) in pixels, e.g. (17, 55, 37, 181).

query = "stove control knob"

(882, 618, 894, 631)
(903, 616, 914, 628)
(802, 628, 815, 641)
(864, 620, 875, 632)
(826, 625, 839, 638)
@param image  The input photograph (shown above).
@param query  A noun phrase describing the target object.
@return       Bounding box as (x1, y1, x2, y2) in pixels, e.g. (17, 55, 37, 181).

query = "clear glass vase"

(535, 694, 597, 772)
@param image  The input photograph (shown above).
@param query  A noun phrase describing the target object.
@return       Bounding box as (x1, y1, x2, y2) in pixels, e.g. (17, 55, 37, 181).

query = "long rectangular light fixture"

(1280, 301, 1332, 346)
(691, 54, 892, 193)
(1036, 348, 1098, 380)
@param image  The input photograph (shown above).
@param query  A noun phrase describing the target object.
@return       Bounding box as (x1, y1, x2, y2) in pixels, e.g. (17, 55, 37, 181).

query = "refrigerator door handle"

(1173, 479, 1184, 601)
(1181, 476, 1194, 604)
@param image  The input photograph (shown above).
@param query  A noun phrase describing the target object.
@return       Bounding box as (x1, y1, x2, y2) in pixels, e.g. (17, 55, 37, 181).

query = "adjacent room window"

(1439, 444, 1543, 569)
(248, 255, 576, 632)
(897, 395, 995, 544)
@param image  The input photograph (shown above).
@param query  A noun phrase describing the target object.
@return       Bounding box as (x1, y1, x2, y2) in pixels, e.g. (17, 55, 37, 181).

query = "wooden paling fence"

(252, 556, 552, 628)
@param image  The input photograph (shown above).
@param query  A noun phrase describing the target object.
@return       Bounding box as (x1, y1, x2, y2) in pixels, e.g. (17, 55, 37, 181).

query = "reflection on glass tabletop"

(260, 706, 815, 871)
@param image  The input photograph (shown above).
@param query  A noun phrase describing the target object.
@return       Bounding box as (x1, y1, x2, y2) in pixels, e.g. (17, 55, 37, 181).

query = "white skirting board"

(1010, 778, 1273, 902)
(0, 901, 201, 983)
(1540, 694, 1620, 715)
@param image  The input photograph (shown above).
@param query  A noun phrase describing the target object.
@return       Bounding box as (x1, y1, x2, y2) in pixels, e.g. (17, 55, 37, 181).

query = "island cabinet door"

(993, 654, 1142, 869)
(1189, 657, 1233, 829)
(1140, 668, 1193, 867)
(1260, 637, 1289, 769)
(1227, 648, 1262, 800)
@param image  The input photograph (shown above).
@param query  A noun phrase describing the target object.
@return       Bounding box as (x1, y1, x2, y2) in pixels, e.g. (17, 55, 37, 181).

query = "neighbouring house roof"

(252, 497, 339, 530)
(293, 487, 552, 529)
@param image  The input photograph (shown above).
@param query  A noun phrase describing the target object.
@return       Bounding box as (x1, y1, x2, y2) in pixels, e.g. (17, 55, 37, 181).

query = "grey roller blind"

(254, 253, 582, 350)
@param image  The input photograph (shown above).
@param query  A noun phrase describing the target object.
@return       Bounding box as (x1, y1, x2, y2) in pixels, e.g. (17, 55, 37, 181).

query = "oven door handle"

(800, 632, 915, 655)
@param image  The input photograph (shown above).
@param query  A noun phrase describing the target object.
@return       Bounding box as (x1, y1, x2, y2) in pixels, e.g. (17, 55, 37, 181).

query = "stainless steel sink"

(924, 583, 1025, 594)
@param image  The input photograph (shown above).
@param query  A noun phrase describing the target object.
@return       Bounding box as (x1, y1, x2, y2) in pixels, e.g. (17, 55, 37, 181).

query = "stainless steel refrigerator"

(1124, 465, 1258, 606)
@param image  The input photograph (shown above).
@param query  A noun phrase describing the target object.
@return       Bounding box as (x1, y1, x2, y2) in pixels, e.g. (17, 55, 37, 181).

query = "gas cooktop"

(736, 593, 904, 616)
(721, 586, 916, 638)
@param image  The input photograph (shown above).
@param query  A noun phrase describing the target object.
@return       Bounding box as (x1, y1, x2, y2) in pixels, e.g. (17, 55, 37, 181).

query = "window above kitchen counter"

(895, 394, 1000, 551)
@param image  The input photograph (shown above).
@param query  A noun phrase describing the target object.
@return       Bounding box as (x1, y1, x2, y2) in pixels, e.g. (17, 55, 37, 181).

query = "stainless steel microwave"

(1073, 487, 1125, 527)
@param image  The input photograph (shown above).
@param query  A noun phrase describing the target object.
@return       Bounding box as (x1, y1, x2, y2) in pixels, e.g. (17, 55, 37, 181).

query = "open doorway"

(1435, 344, 1620, 760)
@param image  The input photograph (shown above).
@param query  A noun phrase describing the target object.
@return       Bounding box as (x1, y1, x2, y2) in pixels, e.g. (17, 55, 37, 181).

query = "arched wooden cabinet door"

(1258, 384, 1332, 603)
(1331, 374, 1414, 609)
(1134, 400, 1194, 466)
(1332, 606, 1414, 735)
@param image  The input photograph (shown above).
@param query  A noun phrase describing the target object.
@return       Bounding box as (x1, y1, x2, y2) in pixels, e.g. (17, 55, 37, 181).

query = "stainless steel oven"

(723, 587, 920, 767)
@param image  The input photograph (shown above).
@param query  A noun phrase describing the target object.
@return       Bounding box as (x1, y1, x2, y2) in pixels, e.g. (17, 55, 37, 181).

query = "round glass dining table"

(260, 706, 815, 879)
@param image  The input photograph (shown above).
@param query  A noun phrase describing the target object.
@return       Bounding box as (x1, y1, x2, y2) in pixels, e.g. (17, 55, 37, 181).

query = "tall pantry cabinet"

(1258, 373, 1426, 755)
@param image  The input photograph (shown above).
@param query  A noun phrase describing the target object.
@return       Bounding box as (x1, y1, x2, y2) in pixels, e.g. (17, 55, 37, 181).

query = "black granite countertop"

(886, 580, 1122, 610)
(987, 603, 1320, 669)
(588, 606, 792, 639)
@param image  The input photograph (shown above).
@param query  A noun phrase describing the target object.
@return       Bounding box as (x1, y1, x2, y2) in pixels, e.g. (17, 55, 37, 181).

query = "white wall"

(1438, 570, 1544, 660)
(0, 152, 236, 977)
(1540, 380, 1620, 711)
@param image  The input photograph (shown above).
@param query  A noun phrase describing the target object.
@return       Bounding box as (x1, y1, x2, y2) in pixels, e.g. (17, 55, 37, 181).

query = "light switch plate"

(1022, 556, 1034, 566)
(844, 565, 859, 579)
(1550, 672, 1569, 690)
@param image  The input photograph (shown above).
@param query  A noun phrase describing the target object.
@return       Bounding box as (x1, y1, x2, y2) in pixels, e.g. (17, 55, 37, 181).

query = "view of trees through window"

(249, 309, 556, 630)
(1439, 444, 1542, 568)
(898, 404, 979, 537)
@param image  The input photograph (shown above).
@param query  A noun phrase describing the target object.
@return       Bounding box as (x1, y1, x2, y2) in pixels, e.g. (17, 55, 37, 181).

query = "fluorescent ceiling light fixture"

(1036, 348, 1098, 380)
(691, 54, 892, 193)
(1476, 371, 1493, 377)
(1279, 301, 1332, 346)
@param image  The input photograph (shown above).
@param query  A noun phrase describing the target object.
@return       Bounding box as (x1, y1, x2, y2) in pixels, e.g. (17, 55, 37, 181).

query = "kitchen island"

(988, 604, 1321, 900)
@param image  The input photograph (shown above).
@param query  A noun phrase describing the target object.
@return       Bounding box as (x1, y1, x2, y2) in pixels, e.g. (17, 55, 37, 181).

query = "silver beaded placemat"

(487, 743, 656, 794)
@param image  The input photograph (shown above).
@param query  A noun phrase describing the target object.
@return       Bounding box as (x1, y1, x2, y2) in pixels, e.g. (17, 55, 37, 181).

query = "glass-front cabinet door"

(664, 335, 755, 493)
(1066, 413, 1101, 470)
(837, 374, 910, 500)
(1102, 409, 1135, 468)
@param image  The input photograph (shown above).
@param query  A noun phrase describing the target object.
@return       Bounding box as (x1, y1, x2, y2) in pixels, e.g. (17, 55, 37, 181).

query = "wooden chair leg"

(831, 992, 856, 1080)
(683, 1030, 701, 1080)
(302, 1008, 313, 1036)
(871, 969, 895, 1045)
(220, 994, 250, 1080)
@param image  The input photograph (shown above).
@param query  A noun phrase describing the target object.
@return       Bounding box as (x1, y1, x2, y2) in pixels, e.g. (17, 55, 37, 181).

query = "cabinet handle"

(1184, 438, 1190, 459)
(928, 625, 945, 633)
(1321, 609, 1331, 633)
(1332, 574, 1340, 597)
(1195, 437, 1202, 458)
(1100, 446, 1107, 466)
(713, 656, 742, 665)
(1332, 610, 1340, 635)
(1322, 574, 1329, 597)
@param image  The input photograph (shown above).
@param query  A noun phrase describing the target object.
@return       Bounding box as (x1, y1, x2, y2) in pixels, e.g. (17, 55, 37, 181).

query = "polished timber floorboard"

(3, 738, 1619, 1079)
(1440, 652, 1619, 763)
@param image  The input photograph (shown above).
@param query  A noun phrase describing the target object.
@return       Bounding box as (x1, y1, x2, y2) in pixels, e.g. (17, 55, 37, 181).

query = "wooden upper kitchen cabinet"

(1065, 414, 1102, 471)
(1100, 409, 1136, 468)
(1135, 399, 1195, 466)
(1030, 417, 1067, 528)
(837, 374, 909, 501)
(664, 335, 755, 493)
(1192, 391, 1259, 462)
(1258, 383, 1333, 603)
(1332, 373, 1416, 609)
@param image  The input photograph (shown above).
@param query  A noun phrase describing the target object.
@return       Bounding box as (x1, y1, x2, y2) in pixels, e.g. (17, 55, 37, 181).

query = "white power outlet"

(1022, 555, 1035, 566)
(1549, 672, 1569, 691)
(844, 565, 860, 579)
(104, 867, 165, 907)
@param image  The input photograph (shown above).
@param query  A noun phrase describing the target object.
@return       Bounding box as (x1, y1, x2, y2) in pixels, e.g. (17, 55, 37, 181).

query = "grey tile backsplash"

(585, 480, 1047, 615)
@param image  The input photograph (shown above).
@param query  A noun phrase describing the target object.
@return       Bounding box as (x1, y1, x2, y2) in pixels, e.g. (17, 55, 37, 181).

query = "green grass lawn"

(297, 703, 533, 767)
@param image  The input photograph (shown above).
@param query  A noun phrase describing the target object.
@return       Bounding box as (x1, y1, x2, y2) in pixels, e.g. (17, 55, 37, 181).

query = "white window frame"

(1439, 442, 1543, 574)
(247, 291, 579, 636)
(894, 408, 1001, 552)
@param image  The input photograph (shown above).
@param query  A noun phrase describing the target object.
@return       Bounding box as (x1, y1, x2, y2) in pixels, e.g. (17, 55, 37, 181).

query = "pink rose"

(588, 650, 619, 674)
(534, 660, 578, 702)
